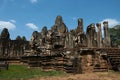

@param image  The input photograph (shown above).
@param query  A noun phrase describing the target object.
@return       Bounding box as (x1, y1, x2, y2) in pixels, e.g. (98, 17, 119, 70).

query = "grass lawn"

(0, 65, 66, 80)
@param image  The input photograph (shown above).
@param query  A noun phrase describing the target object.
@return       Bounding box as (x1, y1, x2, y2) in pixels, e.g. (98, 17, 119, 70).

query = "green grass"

(0, 65, 66, 80)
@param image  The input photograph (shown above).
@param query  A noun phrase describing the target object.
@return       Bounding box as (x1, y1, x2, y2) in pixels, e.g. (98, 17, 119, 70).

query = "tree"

(109, 25, 120, 46)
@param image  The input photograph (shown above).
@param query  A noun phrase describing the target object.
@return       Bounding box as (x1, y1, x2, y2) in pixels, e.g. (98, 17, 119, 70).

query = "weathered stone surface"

(96, 23, 102, 48)
(0, 28, 10, 57)
(76, 18, 83, 34)
(75, 18, 87, 47)
(103, 21, 111, 47)
(28, 16, 112, 55)
(86, 24, 97, 47)
(0, 16, 112, 61)
(1, 16, 120, 74)
(0, 28, 10, 39)
(0, 28, 30, 58)
(51, 16, 68, 48)
(5, 16, 120, 74)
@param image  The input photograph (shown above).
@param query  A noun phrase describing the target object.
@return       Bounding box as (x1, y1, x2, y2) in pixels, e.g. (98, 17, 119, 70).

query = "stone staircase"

(107, 49, 120, 71)
(93, 59, 108, 72)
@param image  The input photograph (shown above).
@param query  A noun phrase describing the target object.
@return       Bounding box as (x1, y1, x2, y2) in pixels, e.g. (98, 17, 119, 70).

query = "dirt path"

(29, 72, 120, 80)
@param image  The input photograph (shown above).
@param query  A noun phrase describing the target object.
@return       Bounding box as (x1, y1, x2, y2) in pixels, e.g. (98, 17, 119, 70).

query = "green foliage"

(109, 25, 120, 45)
(0, 65, 66, 79)
(109, 25, 120, 36)
(116, 39, 120, 45)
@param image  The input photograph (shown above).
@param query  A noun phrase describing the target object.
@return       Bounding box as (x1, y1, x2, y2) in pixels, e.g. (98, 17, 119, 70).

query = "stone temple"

(0, 16, 120, 73)
(30, 16, 110, 51)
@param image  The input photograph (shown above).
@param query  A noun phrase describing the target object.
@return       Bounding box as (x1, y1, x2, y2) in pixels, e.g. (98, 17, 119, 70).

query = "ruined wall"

(0, 16, 112, 58)
(29, 16, 111, 55)
(0, 28, 30, 58)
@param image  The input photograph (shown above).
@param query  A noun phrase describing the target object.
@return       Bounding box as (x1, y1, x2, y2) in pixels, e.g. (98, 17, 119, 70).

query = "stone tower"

(76, 18, 83, 34)
(103, 21, 111, 47)
(96, 23, 102, 48)
(0, 28, 10, 56)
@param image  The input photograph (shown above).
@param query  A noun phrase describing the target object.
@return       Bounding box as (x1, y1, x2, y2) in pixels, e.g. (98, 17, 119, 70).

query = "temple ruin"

(0, 16, 120, 73)
(0, 28, 30, 59)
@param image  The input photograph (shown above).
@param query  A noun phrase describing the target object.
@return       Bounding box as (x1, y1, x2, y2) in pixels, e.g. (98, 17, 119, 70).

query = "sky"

(0, 0, 120, 40)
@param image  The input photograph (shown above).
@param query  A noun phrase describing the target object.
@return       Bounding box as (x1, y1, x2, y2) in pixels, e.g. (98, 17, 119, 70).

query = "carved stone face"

(70, 30, 75, 35)
(32, 31, 39, 38)
(78, 18, 82, 23)
(55, 16, 63, 25)
(91, 24, 95, 30)
(0, 28, 10, 39)
(103, 21, 108, 27)
(47, 30, 52, 36)
(96, 23, 101, 29)
(42, 26, 47, 35)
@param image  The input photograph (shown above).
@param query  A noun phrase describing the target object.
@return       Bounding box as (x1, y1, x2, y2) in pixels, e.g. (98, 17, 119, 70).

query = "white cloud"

(30, 0, 38, 3)
(100, 18, 120, 28)
(26, 23, 38, 30)
(10, 19, 16, 23)
(0, 21, 16, 30)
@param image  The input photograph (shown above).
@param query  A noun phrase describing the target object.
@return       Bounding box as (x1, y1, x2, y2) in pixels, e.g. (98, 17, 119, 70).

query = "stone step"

(94, 67, 108, 69)
(108, 57, 120, 59)
(108, 53, 120, 54)
(93, 69, 108, 72)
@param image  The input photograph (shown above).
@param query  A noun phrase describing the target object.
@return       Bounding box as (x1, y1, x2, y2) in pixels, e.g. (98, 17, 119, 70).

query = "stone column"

(103, 21, 111, 47)
(96, 23, 102, 48)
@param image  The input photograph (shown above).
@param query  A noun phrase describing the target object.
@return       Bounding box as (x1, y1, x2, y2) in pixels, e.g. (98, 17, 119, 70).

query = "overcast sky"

(0, 0, 120, 40)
